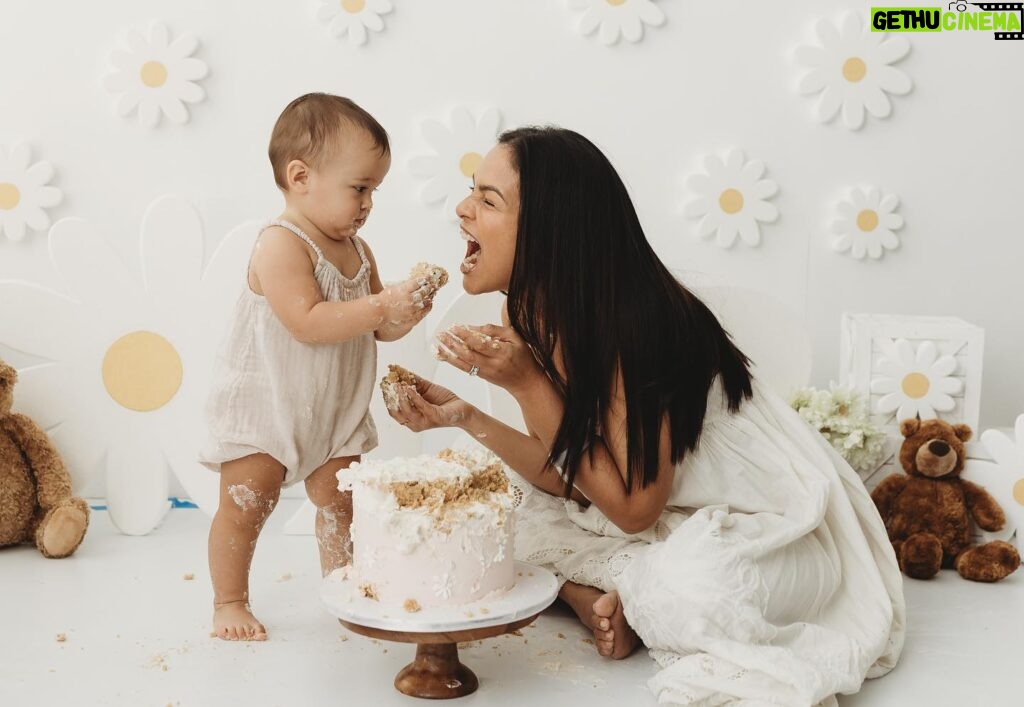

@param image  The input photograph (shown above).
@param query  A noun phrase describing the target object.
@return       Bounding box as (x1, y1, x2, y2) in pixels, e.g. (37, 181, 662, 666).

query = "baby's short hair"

(268, 93, 389, 190)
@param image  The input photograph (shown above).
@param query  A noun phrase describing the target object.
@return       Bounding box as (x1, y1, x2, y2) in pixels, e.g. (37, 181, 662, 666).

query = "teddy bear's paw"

(38, 504, 89, 558)
(899, 533, 943, 580)
(955, 541, 1021, 582)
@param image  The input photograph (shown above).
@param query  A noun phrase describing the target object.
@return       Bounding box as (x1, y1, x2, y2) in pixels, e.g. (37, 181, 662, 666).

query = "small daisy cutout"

(831, 187, 903, 260)
(409, 106, 502, 221)
(568, 0, 666, 45)
(683, 149, 779, 249)
(103, 22, 209, 128)
(795, 13, 912, 130)
(969, 415, 1024, 550)
(0, 142, 63, 243)
(870, 339, 962, 421)
(317, 0, 393, 47)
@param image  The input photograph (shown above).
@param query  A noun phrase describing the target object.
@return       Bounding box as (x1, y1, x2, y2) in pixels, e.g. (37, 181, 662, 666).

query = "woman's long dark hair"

(500, 126, 752, 495)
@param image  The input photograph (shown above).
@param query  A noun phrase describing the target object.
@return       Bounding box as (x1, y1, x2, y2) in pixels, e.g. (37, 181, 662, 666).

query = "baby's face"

(304, 128, 391, 241)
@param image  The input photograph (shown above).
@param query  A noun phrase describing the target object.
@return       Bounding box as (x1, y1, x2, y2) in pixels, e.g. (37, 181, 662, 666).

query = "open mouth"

(460, 229, 481, 274)
(353, 217, 366, 229)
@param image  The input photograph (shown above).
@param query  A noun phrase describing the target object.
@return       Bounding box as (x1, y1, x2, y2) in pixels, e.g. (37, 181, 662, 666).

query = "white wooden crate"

(839, 313, 985, 489)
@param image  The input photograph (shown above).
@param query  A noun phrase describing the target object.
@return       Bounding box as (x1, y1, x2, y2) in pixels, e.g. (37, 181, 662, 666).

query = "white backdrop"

(1, 0, 1022, 503)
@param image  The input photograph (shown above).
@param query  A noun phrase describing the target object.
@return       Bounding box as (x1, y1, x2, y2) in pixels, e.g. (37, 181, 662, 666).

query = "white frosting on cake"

(345, 454, 514, 610)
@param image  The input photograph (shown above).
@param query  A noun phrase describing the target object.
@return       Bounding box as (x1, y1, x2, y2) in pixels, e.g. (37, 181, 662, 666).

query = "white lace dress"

(510, 377, 905, 707)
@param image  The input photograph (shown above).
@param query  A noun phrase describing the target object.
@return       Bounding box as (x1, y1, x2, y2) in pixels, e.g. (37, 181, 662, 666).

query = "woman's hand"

(389, 375, 474, 432)
(435, 324, 544, 395)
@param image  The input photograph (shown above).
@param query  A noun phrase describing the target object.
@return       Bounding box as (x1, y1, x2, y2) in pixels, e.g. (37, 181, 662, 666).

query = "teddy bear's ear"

(0, 360, 16, 387)
(952, 423, 973, 443)
(899, 418, 921, 437)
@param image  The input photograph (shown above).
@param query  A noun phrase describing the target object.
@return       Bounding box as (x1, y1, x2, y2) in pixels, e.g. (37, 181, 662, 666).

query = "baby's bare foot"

(213, 600, 267, 641)
(591, 590, 639, 659)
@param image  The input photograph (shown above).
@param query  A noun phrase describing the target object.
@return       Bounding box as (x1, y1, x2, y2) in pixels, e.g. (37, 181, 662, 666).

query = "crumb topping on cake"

(403, 598, 421, 613)
(411, 262, 449, 289)
(359, 583, 379, 601)
(380, 364, 419, 411)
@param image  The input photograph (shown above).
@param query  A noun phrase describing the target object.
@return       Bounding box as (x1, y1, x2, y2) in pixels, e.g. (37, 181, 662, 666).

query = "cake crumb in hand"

(183, 573, 195, 581)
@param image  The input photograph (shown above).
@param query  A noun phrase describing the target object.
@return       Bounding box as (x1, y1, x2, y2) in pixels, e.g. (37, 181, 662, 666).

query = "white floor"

(1, 500, 1021, 707)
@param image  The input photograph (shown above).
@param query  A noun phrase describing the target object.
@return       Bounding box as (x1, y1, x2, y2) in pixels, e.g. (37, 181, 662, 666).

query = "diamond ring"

(468, 364, 480, 377)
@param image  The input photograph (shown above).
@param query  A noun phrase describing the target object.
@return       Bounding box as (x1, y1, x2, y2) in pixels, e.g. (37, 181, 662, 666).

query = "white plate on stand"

(321, 561, 559, 633)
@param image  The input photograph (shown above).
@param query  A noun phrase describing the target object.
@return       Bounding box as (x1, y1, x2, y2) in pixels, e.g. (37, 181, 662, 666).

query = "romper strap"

(264, 219, 324, 260)
(352, 236, 371, 270)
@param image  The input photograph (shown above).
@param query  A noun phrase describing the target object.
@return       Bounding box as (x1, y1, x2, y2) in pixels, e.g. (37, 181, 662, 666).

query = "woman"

(390, 126, 904, 706)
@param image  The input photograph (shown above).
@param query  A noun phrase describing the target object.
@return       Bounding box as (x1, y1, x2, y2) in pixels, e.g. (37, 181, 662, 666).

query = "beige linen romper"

(199, 220, 378, 486)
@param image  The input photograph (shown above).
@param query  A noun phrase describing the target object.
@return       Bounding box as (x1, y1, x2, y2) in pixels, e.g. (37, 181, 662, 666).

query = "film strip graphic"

(961, 2, 1024, 39)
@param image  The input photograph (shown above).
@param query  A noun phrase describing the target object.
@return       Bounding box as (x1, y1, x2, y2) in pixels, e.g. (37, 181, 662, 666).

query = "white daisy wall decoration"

(965, 415, 1024, 550)
(870, 339, 962, 421)
(317, 0, 393, 46)
(0, 142, 63, 243)
(102, 22, 209, 128)
(0, 196, 260, 534)
(831, 187, 904, 260)
(795, 13, 912, 130)
(568, 0, 666, 45)
(409, 106, 502, 221)
(683, 149, 779, 249)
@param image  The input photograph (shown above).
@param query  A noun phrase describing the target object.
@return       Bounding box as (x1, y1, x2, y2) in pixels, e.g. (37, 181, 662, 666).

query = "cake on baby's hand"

(344, 450, 514, 611)
(411, 262, 449, 290)
(380, 364, 419, 412)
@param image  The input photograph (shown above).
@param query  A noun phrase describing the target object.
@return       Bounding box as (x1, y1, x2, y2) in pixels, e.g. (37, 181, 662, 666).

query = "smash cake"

(342, 449, 515, 612)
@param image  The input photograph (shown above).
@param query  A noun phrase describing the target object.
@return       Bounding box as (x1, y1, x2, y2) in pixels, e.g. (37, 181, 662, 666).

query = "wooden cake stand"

(322, 561, 559, 699)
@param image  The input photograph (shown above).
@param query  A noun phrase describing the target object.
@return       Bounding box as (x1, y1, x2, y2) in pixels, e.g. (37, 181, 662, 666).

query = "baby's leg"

(208, 453, 284, 641)
(305, 455, 360, 576)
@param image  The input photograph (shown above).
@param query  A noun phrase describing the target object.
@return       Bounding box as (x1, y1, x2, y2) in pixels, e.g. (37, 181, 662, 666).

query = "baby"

(199, 93, 443, 641)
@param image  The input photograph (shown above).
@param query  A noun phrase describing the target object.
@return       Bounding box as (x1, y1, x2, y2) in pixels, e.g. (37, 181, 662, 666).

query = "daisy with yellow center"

(831, 187, 904, 260)
(0, 196, 259, 534)
(569, 0, 666, 45)
(409, 106, 502, 222)
(795, 13, 913, 130)
(683, 149, 779, 249)
(102, 22, 209, 128)
(964, 415, 1024, 551)
(870, 338, 962, 421)
(0, 142, 63, 242)
(317, 0, 393, 46)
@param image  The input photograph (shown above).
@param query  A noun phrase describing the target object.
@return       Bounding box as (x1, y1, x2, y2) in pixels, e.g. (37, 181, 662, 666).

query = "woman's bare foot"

(213, 600, 267, 641)
(559, 582, 640, 660)
(592, 590, 639, 659)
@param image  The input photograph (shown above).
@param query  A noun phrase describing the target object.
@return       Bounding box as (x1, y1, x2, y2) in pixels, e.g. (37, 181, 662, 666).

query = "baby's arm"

(362, 240, 432, 342)
(253, 227, 424, 344)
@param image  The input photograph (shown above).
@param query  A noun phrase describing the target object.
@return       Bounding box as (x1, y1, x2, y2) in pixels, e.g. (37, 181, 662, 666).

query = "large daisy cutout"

(317, 0, 393, 46)
(683, 149, 779, 249)
(870, 339, 962, 421)
(795, 13, 912, 130)
(831, 187, 904, 260)
(568, 0, 666, 45)
(0, 142, 63, 243)
(102, 22, 209, 128)
(963, 415, 1024, 550)
(0, 196, 260, 534)
(409, 106, 501, 222)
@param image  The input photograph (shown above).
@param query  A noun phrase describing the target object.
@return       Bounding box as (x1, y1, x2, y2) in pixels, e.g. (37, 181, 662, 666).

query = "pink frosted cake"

(345, 450, 514, 612)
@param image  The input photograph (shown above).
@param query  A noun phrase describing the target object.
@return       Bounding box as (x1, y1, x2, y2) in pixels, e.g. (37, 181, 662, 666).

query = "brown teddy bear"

(871, 417, 1020, 582)
(0, 359, 90, 558)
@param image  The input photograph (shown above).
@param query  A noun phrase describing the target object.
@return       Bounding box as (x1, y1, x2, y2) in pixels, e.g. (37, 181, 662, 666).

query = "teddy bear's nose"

(928, 440, 950, 457)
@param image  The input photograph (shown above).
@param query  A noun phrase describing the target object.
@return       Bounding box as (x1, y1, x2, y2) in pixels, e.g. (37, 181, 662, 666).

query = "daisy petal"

(176, 58, 209, 81)
(876, 392, 903, 413)
(935, 377, 963, 394)
(4, 216, 26, 242)
(621, 13, 644, 43)
(931, 394, 956, 412)
(176, 81, 205, 104)
(696, 213, 718, 238)
(0, 282, 80, 360)
(738, 220, 762, 246)
(169, 33, 199, 59)
(350, 21, 368, 46)
(9, 362, 74, 430)
(876, 35, 911, 64)
(115, 91, 140, 117)
(916, 341, 937, 368)
(140, 196, 205, 297)
(35, 186, 63, 209)
(795, 46, 826, 69)
(24, 161, 54, 187)
(578, 7, 602, 36)
(10, 142, 31, 172)
(48, 218, 138, 309)
(363, 13, 385, 32)
(599, 18, 620, 45)
(876, 66, 913, 94)
(879, 230, 900, 250)
(23, 206, 51, 232)
(159, 95, 189, 124)
(409, 155, 442, 178)
(741, 159, 765, 182)
(842, 98, 866, 130)
(716, 221, 739, 248)
(817, 86, 843, 122)
(871, 377, 897, 394)
(798, 70, 828, 95)
(750, 201, 779, 222)
(879, 194, 900, 212)
(420, 175, 451, 204)
(862, 85, 892, 118)
(106, 426, 170, 536)
(683, 197, 711, 218)
(477, 107, 501, 140)
(751, 180, 778, 200)
(638, 1, 666, 26)
(832, 234, 851, 252)
(138, 99, 161, 128)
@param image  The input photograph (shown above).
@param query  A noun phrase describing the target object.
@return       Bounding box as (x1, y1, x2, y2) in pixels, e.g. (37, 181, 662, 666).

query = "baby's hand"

(374, 277, 435, 325)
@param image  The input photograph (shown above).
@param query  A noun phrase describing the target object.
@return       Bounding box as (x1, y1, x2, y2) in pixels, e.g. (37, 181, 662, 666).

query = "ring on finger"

(468, 364, 480, 377)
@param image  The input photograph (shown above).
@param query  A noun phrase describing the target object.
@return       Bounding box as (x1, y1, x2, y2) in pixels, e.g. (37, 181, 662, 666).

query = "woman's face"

(455, 144, 519, 295)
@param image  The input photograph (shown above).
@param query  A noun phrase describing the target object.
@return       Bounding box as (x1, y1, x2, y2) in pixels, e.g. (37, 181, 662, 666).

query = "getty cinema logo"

(871, 3, 1024, 39)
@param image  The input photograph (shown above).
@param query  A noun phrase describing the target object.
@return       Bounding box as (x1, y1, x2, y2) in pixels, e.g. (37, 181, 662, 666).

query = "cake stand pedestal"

(322, 561, 558, 700)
